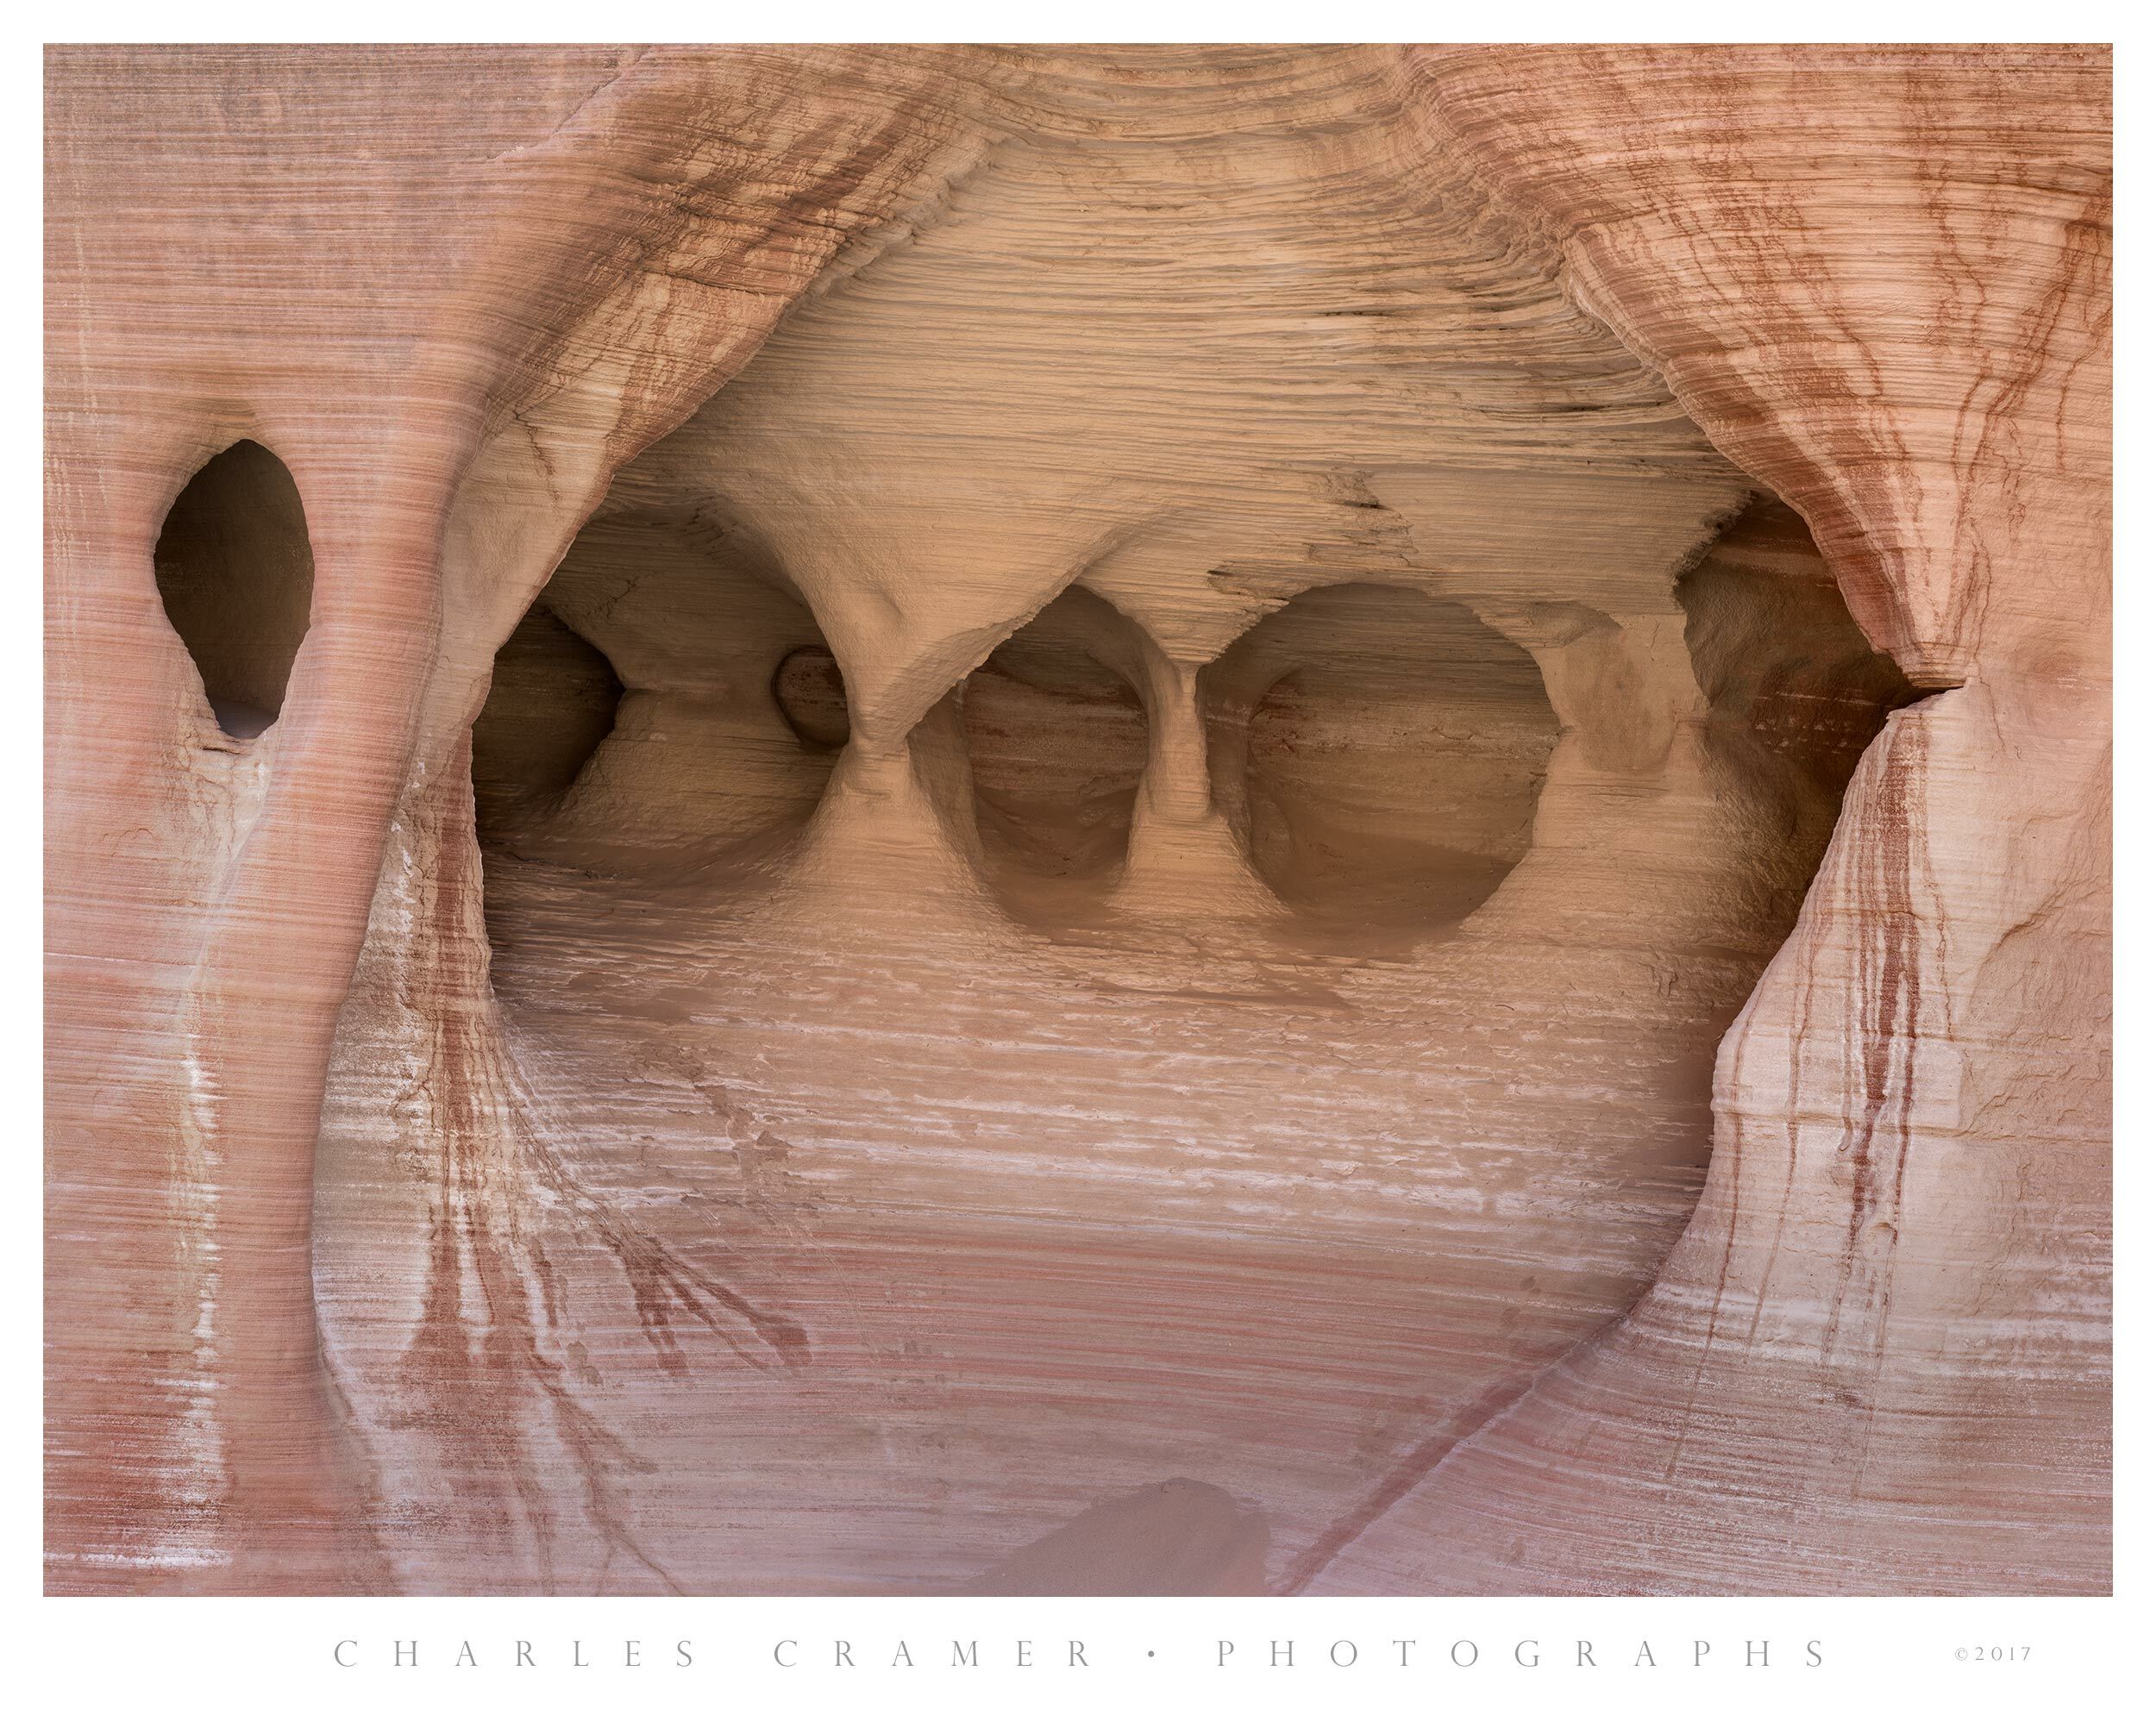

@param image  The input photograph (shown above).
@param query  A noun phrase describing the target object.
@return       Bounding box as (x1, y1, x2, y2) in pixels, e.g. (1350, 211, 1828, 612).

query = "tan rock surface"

(45, 44, 2109, 1594)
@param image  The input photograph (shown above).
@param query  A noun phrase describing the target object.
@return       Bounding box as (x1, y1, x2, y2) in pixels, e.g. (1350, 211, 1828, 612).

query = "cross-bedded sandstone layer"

(45, 44, 2109, 1594)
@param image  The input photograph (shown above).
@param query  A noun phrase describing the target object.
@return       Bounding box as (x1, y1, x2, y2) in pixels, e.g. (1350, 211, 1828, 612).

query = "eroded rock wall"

(45, 44, 2109, 1595)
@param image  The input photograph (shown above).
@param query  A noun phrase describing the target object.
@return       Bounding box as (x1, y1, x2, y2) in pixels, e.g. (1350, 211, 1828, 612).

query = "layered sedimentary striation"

(45, 44, 2109, 1594)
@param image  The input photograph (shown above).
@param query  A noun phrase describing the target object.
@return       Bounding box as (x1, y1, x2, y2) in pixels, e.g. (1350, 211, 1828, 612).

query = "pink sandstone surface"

(44, 43, 2110, 1594)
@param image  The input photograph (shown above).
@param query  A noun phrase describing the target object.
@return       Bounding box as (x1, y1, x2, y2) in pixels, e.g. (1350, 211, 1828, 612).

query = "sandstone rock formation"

(44, 44, 2110, 1595)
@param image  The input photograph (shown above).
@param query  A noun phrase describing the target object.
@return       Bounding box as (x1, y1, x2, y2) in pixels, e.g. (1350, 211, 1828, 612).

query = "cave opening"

(1676, 497, 1928, 943)
(153, 438, 315, 739)
(435, 466, 1926, 1601)
(471, 604, 625, 835)
(469, 508, 847, 881)
(771, 646, 852, 751)
(1202, 583, 1562, 942)
(959, 586, 1151, 922)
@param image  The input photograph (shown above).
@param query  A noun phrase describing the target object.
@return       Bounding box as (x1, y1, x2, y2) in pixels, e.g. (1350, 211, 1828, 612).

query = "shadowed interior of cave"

(470, 507, 844, 874)
(772, 646, 852, 751)
(1678, 498, 1927, 941)
(153, 438, 315, 739)
(961, 586, 1151, 917)
(445, 427, 1922, 1601)
(469, 494, 1918, 956)
(1203, 584, 1562, 939)
(52, 40, 2106, 1606)
(472, 605, 624, 827)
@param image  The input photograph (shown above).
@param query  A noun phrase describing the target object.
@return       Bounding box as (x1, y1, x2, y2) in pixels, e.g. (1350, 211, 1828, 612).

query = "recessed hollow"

(961, 587, 1150, 917)
(153, 439, 314, 738)
(1678, 496, 1924, 939)
(469, 508, 843, 873)
(471, 604, 624, 829)
(772, 646, 852, 751)
(327, 137, 1952, 1602)
(1204, 584, 1561, 939)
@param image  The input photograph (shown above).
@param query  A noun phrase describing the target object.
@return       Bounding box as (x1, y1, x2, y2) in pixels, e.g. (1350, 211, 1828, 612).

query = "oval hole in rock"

(153, 439, 315, 739)
(962, 587, 1150, 922)
(1205, 583, 1560, 941)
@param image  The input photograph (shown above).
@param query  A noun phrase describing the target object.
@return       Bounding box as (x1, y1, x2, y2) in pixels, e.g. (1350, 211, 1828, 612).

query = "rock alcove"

(302, 49, 1982, 1600)
(47, 42, 2109, 1607)
(153, 439, 314, 740)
